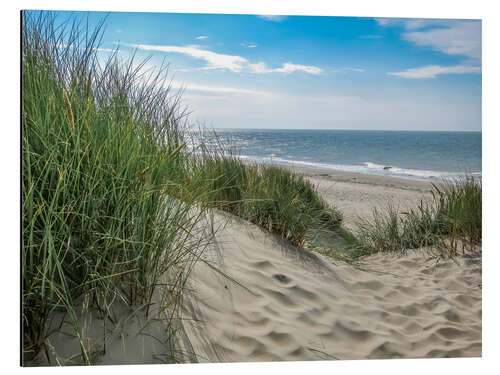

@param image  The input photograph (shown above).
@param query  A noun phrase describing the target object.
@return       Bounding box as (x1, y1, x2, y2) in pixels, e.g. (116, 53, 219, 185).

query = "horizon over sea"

(209, 128, 482, 182)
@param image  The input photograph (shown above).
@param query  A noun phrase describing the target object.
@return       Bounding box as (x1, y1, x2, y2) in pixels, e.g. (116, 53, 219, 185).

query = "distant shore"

(280, 163, 435, 191)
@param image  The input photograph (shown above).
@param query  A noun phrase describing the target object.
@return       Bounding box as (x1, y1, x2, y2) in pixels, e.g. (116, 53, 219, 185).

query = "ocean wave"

(236, 155, 480, 181)
(362, 162, 459, 179)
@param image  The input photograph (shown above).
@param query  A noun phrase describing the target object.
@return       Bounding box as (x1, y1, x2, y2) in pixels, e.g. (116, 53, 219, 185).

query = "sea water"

(212, 129, 481, 181)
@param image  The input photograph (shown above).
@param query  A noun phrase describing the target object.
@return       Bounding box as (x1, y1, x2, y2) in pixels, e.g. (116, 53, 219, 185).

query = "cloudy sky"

(56, 11, 481, 131)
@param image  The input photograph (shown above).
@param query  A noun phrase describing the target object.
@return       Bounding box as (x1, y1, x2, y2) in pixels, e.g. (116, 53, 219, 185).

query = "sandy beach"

(180, 165, 482, 362)
(281, 165, 435, 230)
(30, 166, 481, 365)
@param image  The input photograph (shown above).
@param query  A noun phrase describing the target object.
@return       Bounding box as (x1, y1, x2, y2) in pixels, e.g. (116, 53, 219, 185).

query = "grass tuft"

(190, 146, 343, 247)
(353, 176, 481, 258)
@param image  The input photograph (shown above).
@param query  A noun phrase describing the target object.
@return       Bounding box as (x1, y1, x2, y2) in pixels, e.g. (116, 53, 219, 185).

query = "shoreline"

(233, 154, 480, 185)
(276, 163, 435, 193)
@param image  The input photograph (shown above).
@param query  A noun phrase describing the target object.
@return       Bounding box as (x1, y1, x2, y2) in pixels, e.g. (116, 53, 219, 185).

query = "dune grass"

(22, 11, 345, 364)
(352, 176, 482, 258)
(22, 11, 209, 364)
(434, 176, 482, 250)
(189, 144, 343, 247)
(241, 164, 342, 246)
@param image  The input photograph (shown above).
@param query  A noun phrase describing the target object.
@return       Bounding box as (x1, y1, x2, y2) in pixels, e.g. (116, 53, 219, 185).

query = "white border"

(3, 1, 498, 374)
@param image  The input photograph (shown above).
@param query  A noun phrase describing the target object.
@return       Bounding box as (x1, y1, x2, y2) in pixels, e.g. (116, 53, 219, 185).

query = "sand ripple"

(181, 213, 482, 362)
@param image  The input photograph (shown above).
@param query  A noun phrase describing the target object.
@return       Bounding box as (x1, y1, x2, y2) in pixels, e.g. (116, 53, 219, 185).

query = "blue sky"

(51, 11, 481, 131)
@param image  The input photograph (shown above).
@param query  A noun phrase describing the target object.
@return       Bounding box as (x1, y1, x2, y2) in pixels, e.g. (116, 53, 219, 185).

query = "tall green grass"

(434, 176, 482, 250)
(354, 176, 482, 257)
(22, 11, 347, 364)
(189, 144, 343, 247)
(22, 11, 207, 364)
(241, 164, 342, 246)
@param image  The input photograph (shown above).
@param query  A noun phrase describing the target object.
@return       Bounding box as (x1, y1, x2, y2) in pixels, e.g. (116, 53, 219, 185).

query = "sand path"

(182, 210, 482, 362)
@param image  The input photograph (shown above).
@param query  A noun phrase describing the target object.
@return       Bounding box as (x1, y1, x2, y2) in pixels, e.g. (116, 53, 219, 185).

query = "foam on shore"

(236, 154, 480, 182)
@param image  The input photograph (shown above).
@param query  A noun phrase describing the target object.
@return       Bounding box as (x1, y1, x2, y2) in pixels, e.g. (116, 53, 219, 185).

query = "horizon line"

(211, 127, 482, 133)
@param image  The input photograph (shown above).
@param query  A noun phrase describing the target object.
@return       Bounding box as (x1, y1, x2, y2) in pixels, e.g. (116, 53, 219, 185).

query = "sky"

(49, 11, 481, 131)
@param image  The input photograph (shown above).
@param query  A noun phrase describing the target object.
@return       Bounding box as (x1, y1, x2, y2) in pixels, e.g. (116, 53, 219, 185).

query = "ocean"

(212, 129, 482, 181)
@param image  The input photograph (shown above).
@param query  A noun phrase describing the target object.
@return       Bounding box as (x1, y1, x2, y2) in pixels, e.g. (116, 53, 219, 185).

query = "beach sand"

(181, 166, 482, 362)
(284, 165, 435, 230)
(31, 166, 481, 365)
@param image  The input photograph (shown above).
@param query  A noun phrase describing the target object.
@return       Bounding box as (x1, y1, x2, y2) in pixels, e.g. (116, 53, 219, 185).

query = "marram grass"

(22, 11, 207, 364)
(189, 139, 344, 247)
(22, 11, 345, 364)
(353, 176, 482, 258)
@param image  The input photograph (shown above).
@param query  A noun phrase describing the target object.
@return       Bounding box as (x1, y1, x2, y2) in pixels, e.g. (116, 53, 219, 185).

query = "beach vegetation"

(190, 144, 343, 247)
(352, 176, 482, 257)
(21, 11, 345, 364)
(22, 11, 209, 364)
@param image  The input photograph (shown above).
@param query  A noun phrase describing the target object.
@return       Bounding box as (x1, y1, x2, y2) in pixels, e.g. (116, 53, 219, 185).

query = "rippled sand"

(30, 169, 481, 365)
(182, 212, 481, 362)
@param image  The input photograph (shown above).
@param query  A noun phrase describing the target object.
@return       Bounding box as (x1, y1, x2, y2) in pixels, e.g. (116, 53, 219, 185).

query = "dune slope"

(182, 212, 482, 362)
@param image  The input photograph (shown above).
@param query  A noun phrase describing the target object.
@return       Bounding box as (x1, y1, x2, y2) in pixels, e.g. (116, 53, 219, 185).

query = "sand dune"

(182, 209, 482, 362)
(29, 170, 481, 365)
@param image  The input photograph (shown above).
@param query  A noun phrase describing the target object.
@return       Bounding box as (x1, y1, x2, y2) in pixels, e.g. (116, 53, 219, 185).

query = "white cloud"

(57, 43, 117, 54)
(126, 43, 322, 75)
(375, 18, 456, 30)
(344, 67, 365, 72)
(329, 67, 366, 74)
(93, 47, 116, 53)
(376, 18, 481, 61)
(378, 18, 481, 79)
(127, 43, 248, 72)
(195, 36, 208, 40)
(400, 20, 428, 30)
(404, 21, 481, 61)
(247, 62, 272, 73)
(249, 62, 322, 75)
(170, 81, 276, 97)
(387, 64, 481, 79)
(375, 18, 394, 27)
(257, 15, 287, 22)
(278, 63, 322, 75)
(241, 42, 258, 48)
